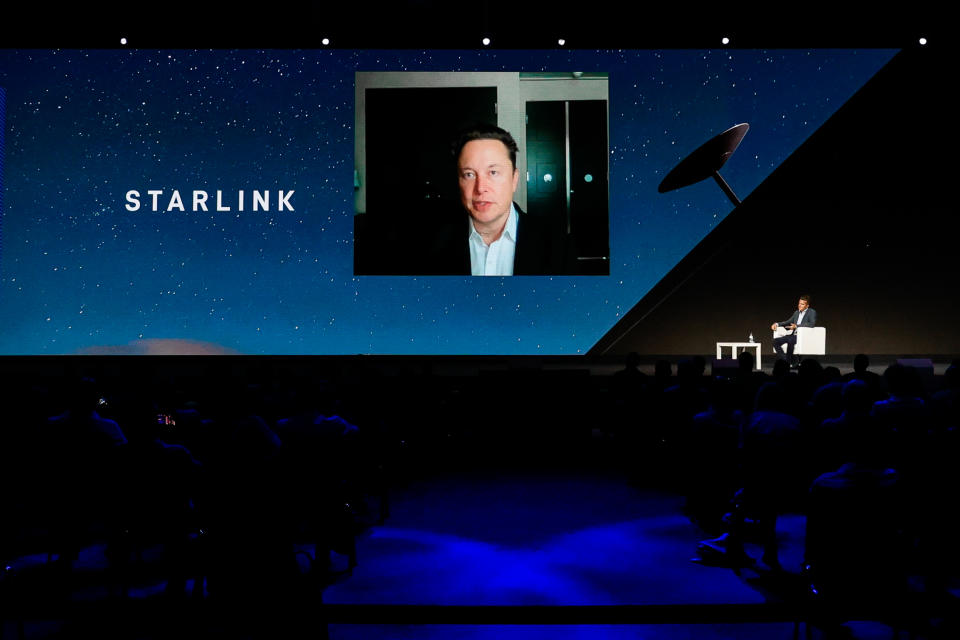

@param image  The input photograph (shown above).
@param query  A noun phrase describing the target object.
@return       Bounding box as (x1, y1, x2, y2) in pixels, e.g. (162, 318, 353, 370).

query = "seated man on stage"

(771, 295, 817, 366)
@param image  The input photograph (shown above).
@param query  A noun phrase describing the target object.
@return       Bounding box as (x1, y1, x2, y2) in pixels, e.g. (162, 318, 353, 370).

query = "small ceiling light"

(482, 37, 491, 46)
(721, 37, 730, 45)
(120, 37, 128, 45)
(558, 39, 566, 46)
(322, 38, 330, 46)
(919, 37, 927, 46)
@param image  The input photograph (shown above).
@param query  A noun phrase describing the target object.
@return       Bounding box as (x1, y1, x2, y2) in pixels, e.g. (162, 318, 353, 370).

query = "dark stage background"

(592, 46, 959, 358)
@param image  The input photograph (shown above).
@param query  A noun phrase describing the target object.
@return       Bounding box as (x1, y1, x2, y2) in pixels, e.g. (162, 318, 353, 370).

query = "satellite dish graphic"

(658, 123, 749, 206)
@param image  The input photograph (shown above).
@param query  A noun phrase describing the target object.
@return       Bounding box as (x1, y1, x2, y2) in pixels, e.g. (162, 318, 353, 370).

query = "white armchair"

(773, 326, 826, 356)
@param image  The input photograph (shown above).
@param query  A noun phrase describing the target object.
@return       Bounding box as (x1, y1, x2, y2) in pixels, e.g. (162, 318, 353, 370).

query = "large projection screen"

(0, 48, 896, 355)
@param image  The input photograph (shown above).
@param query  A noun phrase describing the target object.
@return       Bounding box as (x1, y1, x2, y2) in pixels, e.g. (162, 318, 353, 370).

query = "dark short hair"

(452, 123, 518, 170)
(754, 382, 786, 412)
(799, 294, 811, 304)
(842, 379, 872, 413)
(853, 353, 870, 372)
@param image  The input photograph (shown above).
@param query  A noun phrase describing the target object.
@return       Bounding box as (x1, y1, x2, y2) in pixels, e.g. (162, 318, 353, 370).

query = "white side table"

(716, 342, 762, 370)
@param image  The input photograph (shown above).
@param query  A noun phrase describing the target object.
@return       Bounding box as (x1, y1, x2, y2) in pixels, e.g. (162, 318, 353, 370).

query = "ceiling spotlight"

(919, 37, 927, 45)
(482, 37, 491, 46)
(721, 37, 730, 45)
(120, 37, 128, 45)
(322, 38, 330, 46)
(558, 38, 566, 46)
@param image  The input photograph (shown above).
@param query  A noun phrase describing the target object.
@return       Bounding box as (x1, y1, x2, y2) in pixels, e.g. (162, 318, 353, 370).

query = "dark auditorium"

(1, 5, 958, 640)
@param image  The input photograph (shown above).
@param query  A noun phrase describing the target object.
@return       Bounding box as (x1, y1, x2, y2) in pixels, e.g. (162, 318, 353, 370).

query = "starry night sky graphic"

(0, 49, 895, 355)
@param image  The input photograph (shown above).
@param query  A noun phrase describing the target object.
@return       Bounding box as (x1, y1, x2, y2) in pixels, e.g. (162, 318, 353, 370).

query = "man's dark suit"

(421, 203, 578, 275)
(773, 307, 817, 363)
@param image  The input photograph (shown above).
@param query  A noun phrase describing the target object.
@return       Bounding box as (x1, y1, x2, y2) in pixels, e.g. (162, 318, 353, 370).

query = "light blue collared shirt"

(468, 203, 518, 276)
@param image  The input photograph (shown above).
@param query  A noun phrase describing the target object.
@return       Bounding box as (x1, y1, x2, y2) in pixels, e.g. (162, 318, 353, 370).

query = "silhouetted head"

(754, 382, 787, 413)
(737, 350, 754, 373)
(944, 363, 959, 391)
(883, 363, 921, 397)
(625, 351, 641, 370)
(66, 376, 102, 414)
(655, 359, 672, 380)
(709, 377, 738, 412)
(677, 358, 698, 381)
(823, 366, 842, 383)
(772, 358, 790, 378)
(692, 355, 706, 377)
(853, 353, 870, 373)
(798, 358, 822, 379)
(841, 379, 873, 415)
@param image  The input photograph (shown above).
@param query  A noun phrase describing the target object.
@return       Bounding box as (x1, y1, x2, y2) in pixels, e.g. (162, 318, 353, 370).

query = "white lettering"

(125, 189, 295, 212)
(216, 190, 230, 212)
(278, 190, 294, 211)
(253, 191, 269, 211)
(167, 190, 185, 212)
(125, 190, 140, 212)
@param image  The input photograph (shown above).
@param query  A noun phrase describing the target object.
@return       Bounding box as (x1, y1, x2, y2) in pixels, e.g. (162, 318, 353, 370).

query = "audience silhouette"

(3, 354, 958, 638)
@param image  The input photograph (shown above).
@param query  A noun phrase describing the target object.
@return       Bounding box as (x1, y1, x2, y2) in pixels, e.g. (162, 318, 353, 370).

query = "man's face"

(458, 139, 519, 230)
(798, 299, 809, 312)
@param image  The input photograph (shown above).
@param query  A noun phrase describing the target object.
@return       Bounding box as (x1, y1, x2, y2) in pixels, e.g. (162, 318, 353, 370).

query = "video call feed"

(0, 49, 896, 355)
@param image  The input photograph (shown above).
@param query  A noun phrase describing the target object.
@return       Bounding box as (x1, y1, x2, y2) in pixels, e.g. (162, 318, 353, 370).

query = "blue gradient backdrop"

(0, 49, 895, 354)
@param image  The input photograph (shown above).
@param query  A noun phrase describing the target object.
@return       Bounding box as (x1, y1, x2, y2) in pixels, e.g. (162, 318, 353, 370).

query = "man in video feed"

(424, 123, 577, 275)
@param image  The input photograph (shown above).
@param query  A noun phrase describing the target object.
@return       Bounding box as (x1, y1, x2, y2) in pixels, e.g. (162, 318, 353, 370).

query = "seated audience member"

(47, 376, 127, 448)
(698, 382, 803, 569)
(873, 363, 927, 419)
(808, 366, 845, 427)
(805, 418, 904, 613)
(273, 395, 363, 567)
(652, 360, 674, 393)
(732, 350, 768, 414)
(662, 359, 710, 417)
(691, 354, 708, 384)
(613, 352, 647, 384)
(871, 363, 928, 470)
(842, 353, 884, 399)
(793, 358, 825, 414)
(930, 360, 959, 431)
(201, 396, 287, 603)
(814, 380, 873, 477)
(274, 404, 361, 486)
(121, 409, 203, 598)
(609, 352, 649, 438)
(887, 360, 960, 597)
(660, 359, 711, 460)
(45, 376, 129, 568)
(771, 358, 791, 381)
(686, 378, 744, 533)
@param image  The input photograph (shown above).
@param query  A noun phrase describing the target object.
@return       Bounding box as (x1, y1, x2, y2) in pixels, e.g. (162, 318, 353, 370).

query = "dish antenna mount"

(658, 123, 749, 206)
